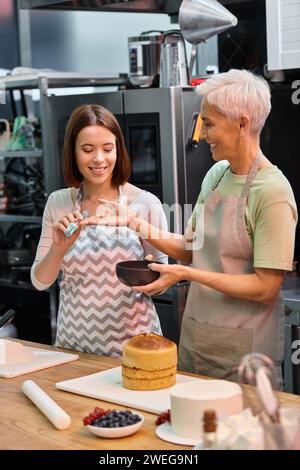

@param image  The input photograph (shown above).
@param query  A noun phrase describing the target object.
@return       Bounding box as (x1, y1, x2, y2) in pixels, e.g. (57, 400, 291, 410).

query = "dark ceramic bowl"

(116, 260, 163, 287)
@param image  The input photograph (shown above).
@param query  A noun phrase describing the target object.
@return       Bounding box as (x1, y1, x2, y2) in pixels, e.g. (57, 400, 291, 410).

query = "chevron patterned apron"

(179, 153, 285, 387)
(55, 186, 162, 357)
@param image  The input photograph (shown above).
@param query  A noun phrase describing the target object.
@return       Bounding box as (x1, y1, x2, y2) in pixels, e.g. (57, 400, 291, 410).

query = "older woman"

(83, 70, 297, 386)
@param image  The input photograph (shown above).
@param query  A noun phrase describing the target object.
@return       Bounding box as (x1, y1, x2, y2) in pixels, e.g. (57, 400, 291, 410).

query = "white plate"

(87, 412, 144, 439)
(156, 422, 202, 447)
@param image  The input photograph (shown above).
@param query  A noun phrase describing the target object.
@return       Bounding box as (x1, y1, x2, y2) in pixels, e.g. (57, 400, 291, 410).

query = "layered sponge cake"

(122, 333, 177, 390)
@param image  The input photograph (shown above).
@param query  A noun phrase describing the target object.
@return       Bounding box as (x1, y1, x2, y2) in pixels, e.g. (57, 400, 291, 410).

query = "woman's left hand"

(132, 263, 185, 296)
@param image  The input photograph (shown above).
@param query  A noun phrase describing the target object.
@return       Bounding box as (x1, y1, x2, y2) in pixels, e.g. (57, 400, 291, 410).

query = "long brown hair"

(63, 104, 131, 187)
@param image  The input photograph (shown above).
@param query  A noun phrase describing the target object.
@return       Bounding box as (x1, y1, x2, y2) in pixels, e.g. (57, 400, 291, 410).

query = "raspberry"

(155, 409, 171, 426)
(83, 417, 93, 425)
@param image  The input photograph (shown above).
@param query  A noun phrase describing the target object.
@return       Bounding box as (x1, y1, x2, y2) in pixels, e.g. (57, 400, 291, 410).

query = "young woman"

(31, 104, 167, 357)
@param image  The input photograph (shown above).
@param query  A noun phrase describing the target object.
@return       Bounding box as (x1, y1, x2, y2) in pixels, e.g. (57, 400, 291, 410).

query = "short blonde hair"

(195, 69, 271, 134)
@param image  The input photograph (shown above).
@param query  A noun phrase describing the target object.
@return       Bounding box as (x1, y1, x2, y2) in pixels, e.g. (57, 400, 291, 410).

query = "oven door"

(124, 112, 162, 200)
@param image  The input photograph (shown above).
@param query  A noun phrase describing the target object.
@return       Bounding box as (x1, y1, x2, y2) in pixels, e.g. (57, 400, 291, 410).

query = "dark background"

(218, 0, 300, 264)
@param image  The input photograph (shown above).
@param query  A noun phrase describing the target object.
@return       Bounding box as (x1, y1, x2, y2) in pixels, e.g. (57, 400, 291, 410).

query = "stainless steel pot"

(128, 31, 163, 87)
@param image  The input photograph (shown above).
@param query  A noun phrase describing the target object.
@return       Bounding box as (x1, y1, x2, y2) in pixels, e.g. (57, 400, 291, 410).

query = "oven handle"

(190, 113, 203, 148)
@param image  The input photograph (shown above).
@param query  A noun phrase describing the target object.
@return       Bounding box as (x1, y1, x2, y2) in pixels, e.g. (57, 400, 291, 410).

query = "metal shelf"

(0, 277, 52, 292)
(0, 279, 36, 291)
(0, 214, 42, 223)
(0, 150, 43, 159)
(1, 73, 130, 90)
(20, 0, 182, 14)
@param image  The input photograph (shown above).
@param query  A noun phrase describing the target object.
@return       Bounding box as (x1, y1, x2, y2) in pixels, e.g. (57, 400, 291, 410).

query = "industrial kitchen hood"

(20, 0, 183, 15)
(20, 0, 254, 13)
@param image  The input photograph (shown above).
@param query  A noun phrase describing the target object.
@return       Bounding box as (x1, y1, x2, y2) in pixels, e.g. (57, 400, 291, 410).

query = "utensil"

(22, 379, 71, 430)
(159, 30, 189, 87)
(179, 0, 238, 78)
(238, 353, 292, 449)
(116, 260, 163, 287)
(238, 353, 279, 421)
(87, 412, 144, 439)
(0, 309, 15, 329)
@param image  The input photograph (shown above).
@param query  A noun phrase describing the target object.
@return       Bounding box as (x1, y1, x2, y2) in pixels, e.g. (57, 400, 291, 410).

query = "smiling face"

(201, 100, 241, 162)
(75, 124, 117, 190)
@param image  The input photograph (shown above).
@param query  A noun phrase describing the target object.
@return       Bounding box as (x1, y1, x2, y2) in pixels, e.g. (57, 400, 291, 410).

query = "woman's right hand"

(52, 210, 83, 253)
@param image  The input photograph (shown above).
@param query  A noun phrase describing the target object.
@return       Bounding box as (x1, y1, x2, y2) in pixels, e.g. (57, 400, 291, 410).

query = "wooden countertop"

(1, 340, 300, 450)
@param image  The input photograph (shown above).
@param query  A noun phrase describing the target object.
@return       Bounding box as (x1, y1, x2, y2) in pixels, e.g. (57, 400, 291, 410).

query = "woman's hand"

(80, 198, 139, 229)
(52, 210, 83, 253)
(132, 263, 185, 296)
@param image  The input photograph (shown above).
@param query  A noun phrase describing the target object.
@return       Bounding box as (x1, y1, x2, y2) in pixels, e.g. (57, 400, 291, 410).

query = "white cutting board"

(0, 347, 79, 378)
(56, 366, 204, 414)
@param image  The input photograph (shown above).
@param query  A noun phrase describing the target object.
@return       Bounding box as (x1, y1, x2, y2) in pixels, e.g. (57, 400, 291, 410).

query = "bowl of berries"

(83, 406, 144, 438)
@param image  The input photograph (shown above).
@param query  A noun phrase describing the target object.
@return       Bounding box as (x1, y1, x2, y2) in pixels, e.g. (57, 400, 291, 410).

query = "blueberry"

(91, 409, 141, 428)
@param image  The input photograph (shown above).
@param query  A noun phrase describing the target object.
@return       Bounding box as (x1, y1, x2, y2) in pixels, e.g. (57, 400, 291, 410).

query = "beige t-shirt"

(190, 161, 298, 271)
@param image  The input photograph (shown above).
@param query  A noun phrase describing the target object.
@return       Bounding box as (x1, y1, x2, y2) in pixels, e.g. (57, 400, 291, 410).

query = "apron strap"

(237, 150, 264, 247)
(70, 187, 79, 206)
(212, 150, 264, 195)
(241, 150, 264, 199)
(77, 184, 123, 210)
(212, 164, 230, 191)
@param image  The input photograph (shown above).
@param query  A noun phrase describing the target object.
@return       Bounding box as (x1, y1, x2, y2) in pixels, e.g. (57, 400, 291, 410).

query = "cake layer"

(122, 333, 177, 370)
(123, 373, 176, 391)
(122, 364, 176, 380)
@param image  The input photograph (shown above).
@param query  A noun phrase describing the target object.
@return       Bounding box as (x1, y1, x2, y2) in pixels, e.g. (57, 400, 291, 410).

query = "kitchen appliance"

(128, 31, 163, 87)
(179, 0, 238, 77)
(4, 158, 45, 215)
(159, 31, 189, 87)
